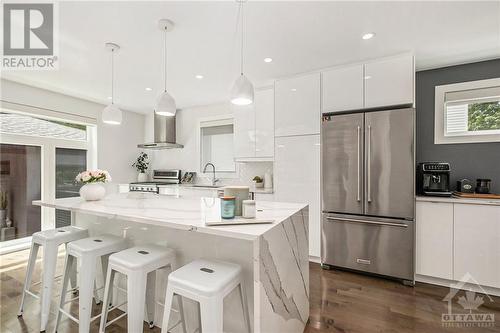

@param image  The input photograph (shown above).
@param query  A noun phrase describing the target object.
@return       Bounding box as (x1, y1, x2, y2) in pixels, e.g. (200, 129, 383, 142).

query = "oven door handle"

(325, 216, 408, 228)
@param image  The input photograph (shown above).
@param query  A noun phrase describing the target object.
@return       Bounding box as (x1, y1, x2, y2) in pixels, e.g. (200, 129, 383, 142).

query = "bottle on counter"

(220, 196, 236, 219)
(242, 200, 256, 219)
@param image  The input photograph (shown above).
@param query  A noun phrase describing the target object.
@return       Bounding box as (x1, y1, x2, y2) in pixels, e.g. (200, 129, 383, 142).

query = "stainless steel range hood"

(138, 114, 183, 149)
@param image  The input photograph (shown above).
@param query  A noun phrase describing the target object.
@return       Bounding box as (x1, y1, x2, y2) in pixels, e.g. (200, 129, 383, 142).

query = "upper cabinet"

(322, 64, 364, 113)
(364, 54, 414, 109)
(321, 54, 414, 113)
(275, 73, 321, 136)
(233, 87, 274, 161)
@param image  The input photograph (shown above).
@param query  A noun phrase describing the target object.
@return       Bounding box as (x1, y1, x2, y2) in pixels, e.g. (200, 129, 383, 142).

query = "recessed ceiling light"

(107, 96, 112, 100)
(364, 75, 372, 80)
(291, 88, 297, 92)
(264, 57, 273, 63)
(145, 87, 152, 91)
(195, 75, 204, 79)
(362, 32, 376, 40)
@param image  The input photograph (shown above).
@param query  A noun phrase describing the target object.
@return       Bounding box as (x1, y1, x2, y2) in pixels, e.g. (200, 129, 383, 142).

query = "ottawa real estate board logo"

(2, 2, 58, 70)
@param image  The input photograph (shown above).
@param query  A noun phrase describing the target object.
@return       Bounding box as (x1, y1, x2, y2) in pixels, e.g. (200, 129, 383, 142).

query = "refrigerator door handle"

(367, 125, 372, 203)
(325, 216, 408, 228)
(357, 126, 361, 202)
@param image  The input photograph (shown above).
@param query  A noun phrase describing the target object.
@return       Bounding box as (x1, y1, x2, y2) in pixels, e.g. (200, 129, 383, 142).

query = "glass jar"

(220, 196, 236, 219)
(242, 199, 256, 219)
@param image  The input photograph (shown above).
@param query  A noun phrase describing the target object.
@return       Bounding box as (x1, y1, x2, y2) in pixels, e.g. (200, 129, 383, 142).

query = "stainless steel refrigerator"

(321, 107, 415, 283)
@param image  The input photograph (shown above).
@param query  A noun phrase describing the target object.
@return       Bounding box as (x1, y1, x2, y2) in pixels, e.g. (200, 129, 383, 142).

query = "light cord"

(239, 1, 244, 75)
(111, 48, 114, 104)
(164, 27, 167, 92)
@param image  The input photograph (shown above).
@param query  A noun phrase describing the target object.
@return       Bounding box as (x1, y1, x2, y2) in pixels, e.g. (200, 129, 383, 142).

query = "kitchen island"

(34, 193, 309, 333)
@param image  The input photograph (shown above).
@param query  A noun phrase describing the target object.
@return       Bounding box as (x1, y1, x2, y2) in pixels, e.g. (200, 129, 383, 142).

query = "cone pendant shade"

(230, 74, 254, 106)
(102, 103, 122, 125)
(155, 90, 177, 116)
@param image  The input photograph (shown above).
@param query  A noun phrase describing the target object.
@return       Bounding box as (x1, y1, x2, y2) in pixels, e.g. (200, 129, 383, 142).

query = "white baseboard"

(416, 274, 500, 297)
(309, 255, 321, 264)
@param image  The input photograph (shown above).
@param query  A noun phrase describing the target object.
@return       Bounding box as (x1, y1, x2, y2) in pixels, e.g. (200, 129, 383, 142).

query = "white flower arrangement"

(75, 169, 112, 184)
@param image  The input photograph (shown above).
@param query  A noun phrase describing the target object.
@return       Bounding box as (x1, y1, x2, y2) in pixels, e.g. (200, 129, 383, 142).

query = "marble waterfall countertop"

(33, 193, 306, 241)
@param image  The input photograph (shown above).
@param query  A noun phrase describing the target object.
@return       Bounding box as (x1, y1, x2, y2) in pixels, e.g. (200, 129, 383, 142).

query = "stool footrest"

(59, 308, 80, 324)
(104, 311, 127, 327)
(25, 289, 40, 300)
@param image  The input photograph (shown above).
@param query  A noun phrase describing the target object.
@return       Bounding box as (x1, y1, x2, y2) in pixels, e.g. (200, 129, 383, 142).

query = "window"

(199, 117, 235, 173)
(435, 78, 500, 144)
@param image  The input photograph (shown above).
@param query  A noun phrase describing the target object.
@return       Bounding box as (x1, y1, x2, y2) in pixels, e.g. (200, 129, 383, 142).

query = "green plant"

(253, 176, 263, 183)
(132, 152, 149, 173)
(0, 191, 7, 210)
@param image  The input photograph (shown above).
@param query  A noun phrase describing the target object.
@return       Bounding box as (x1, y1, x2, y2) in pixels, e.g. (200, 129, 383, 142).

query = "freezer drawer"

(321, 214, 414, 280)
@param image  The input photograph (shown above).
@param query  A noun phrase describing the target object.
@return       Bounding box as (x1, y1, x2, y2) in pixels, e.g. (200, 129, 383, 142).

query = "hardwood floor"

(1, 249, 499, 332)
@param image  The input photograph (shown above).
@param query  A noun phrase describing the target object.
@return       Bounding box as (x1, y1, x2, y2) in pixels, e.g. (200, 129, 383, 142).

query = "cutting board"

(453, 192, 500, 199)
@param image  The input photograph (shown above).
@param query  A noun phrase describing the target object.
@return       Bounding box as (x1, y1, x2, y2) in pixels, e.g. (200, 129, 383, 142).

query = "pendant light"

(230, 0, 254, 106)
(155, 19, 177, 117)
(102, 42, 122, 125)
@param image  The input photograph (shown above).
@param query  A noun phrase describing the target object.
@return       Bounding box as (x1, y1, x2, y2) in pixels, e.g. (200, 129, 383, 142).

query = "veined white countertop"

(416, 195, 500, 206)
(33, 193, 306, 240)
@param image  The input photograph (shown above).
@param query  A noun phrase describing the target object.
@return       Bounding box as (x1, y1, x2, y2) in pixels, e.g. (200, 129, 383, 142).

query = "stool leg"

(99, 267, 116, 333)
(40, 243, 59, 332)
(200, 297, 223, 333)
(78, 256, 97, 333)
(146, 271, 156, 328)
(238, 283, 251, 333)
(127, 271, 148, 333)
(18, 242, 39, 316)
(160, 285, 174, 333)
(65, 243, 77, 292)
(176, 295, 188, 333)
(53, 254, 74, 333)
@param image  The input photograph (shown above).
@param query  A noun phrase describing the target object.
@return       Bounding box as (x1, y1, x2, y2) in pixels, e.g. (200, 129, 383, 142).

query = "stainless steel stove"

(129, 169, 181, 193)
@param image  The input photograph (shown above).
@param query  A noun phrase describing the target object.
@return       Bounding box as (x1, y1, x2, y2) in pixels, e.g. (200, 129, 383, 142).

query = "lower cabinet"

(454, 204, 500, 288)
(416, 200, 500, 289)
(416, 201, 453, 279)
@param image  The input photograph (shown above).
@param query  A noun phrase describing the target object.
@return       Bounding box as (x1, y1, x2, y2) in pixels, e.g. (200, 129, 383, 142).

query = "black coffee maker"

(417, 162, 452, 197)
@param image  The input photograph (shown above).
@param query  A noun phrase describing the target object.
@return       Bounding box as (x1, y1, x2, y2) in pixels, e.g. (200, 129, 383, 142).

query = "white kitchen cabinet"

(274, 134, 320, 257)
(322, 64, 364, 113)
(364, 54, 414, 108)
(255, 88, 274, 158)
(454, 204, 500, 288)
(275, 73, 320, 137)
(234, 88, 274, 160)
(416, 201, 454, 279)
(233, 103, 255, 159)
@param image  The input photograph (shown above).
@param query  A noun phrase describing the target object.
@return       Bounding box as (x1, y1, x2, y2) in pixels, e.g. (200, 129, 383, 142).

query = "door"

(322, 64, 364, 113)
(255, 88, 274, 158)
(454, 204, 500, 288)
(275, 73, 320, 137)
(321, 213, 414, 280)
(364, 54, 414, 108)
(275, 135, 320, 257)
(416, 201, 453, 279)
(322, 113, 364, 215)
(364, 108, 414, 219)
(233, 104, 255, 159)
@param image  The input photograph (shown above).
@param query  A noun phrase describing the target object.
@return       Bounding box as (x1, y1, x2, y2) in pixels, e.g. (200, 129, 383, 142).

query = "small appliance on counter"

(417, 162, 452, 197)
(129, 169, 181, 193)
(456, 179, 474, 193)
(181, 172, 196, 184)
(475, 178, 492, 194)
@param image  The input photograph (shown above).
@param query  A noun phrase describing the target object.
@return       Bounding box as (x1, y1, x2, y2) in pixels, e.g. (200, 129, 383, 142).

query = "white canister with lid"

(242, 200, 256, 219)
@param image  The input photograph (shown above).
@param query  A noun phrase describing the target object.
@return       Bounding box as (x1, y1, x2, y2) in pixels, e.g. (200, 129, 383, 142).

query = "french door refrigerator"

(321, 108, 415, 283)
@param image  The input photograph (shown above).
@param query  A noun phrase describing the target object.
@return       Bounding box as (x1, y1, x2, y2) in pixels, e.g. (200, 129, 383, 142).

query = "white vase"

(79, 183, 106, 201)
(137, 172, 148, 182)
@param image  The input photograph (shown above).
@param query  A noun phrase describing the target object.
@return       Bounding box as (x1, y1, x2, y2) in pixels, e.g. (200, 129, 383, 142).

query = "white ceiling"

(2, 1, 500, 114)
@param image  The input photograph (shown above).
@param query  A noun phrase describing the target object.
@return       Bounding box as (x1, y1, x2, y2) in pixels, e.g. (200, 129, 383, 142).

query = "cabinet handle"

(367, 125, 372, 203)
(357, 126, 361, 202)
(326, 216, 408, 228)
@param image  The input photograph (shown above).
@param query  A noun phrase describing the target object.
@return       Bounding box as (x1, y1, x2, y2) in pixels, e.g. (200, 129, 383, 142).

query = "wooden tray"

(453, 192, 500, 199)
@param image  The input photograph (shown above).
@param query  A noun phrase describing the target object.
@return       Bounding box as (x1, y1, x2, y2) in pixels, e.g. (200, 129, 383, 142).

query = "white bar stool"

(161, 259, 251, 333)
(53, 234, 128, 333)
(99, 244, 187, 333)
(18, 226, 89, 332)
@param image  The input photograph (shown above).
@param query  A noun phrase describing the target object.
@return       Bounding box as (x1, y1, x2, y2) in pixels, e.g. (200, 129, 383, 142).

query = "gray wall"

(416, 58, 500, 193)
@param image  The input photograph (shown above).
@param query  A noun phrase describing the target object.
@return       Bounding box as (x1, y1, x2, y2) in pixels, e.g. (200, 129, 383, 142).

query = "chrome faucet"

(203, 163, 219, 186)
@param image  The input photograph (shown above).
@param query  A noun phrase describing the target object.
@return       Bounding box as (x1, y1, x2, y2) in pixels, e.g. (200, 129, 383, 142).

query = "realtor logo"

(2, 2, 58, 69)
(442, 273, 495, 328)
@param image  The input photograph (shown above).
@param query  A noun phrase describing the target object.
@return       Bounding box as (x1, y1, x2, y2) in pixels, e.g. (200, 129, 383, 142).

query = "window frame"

(435, 77, 500, 144)
(196, 114, 239, 179)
